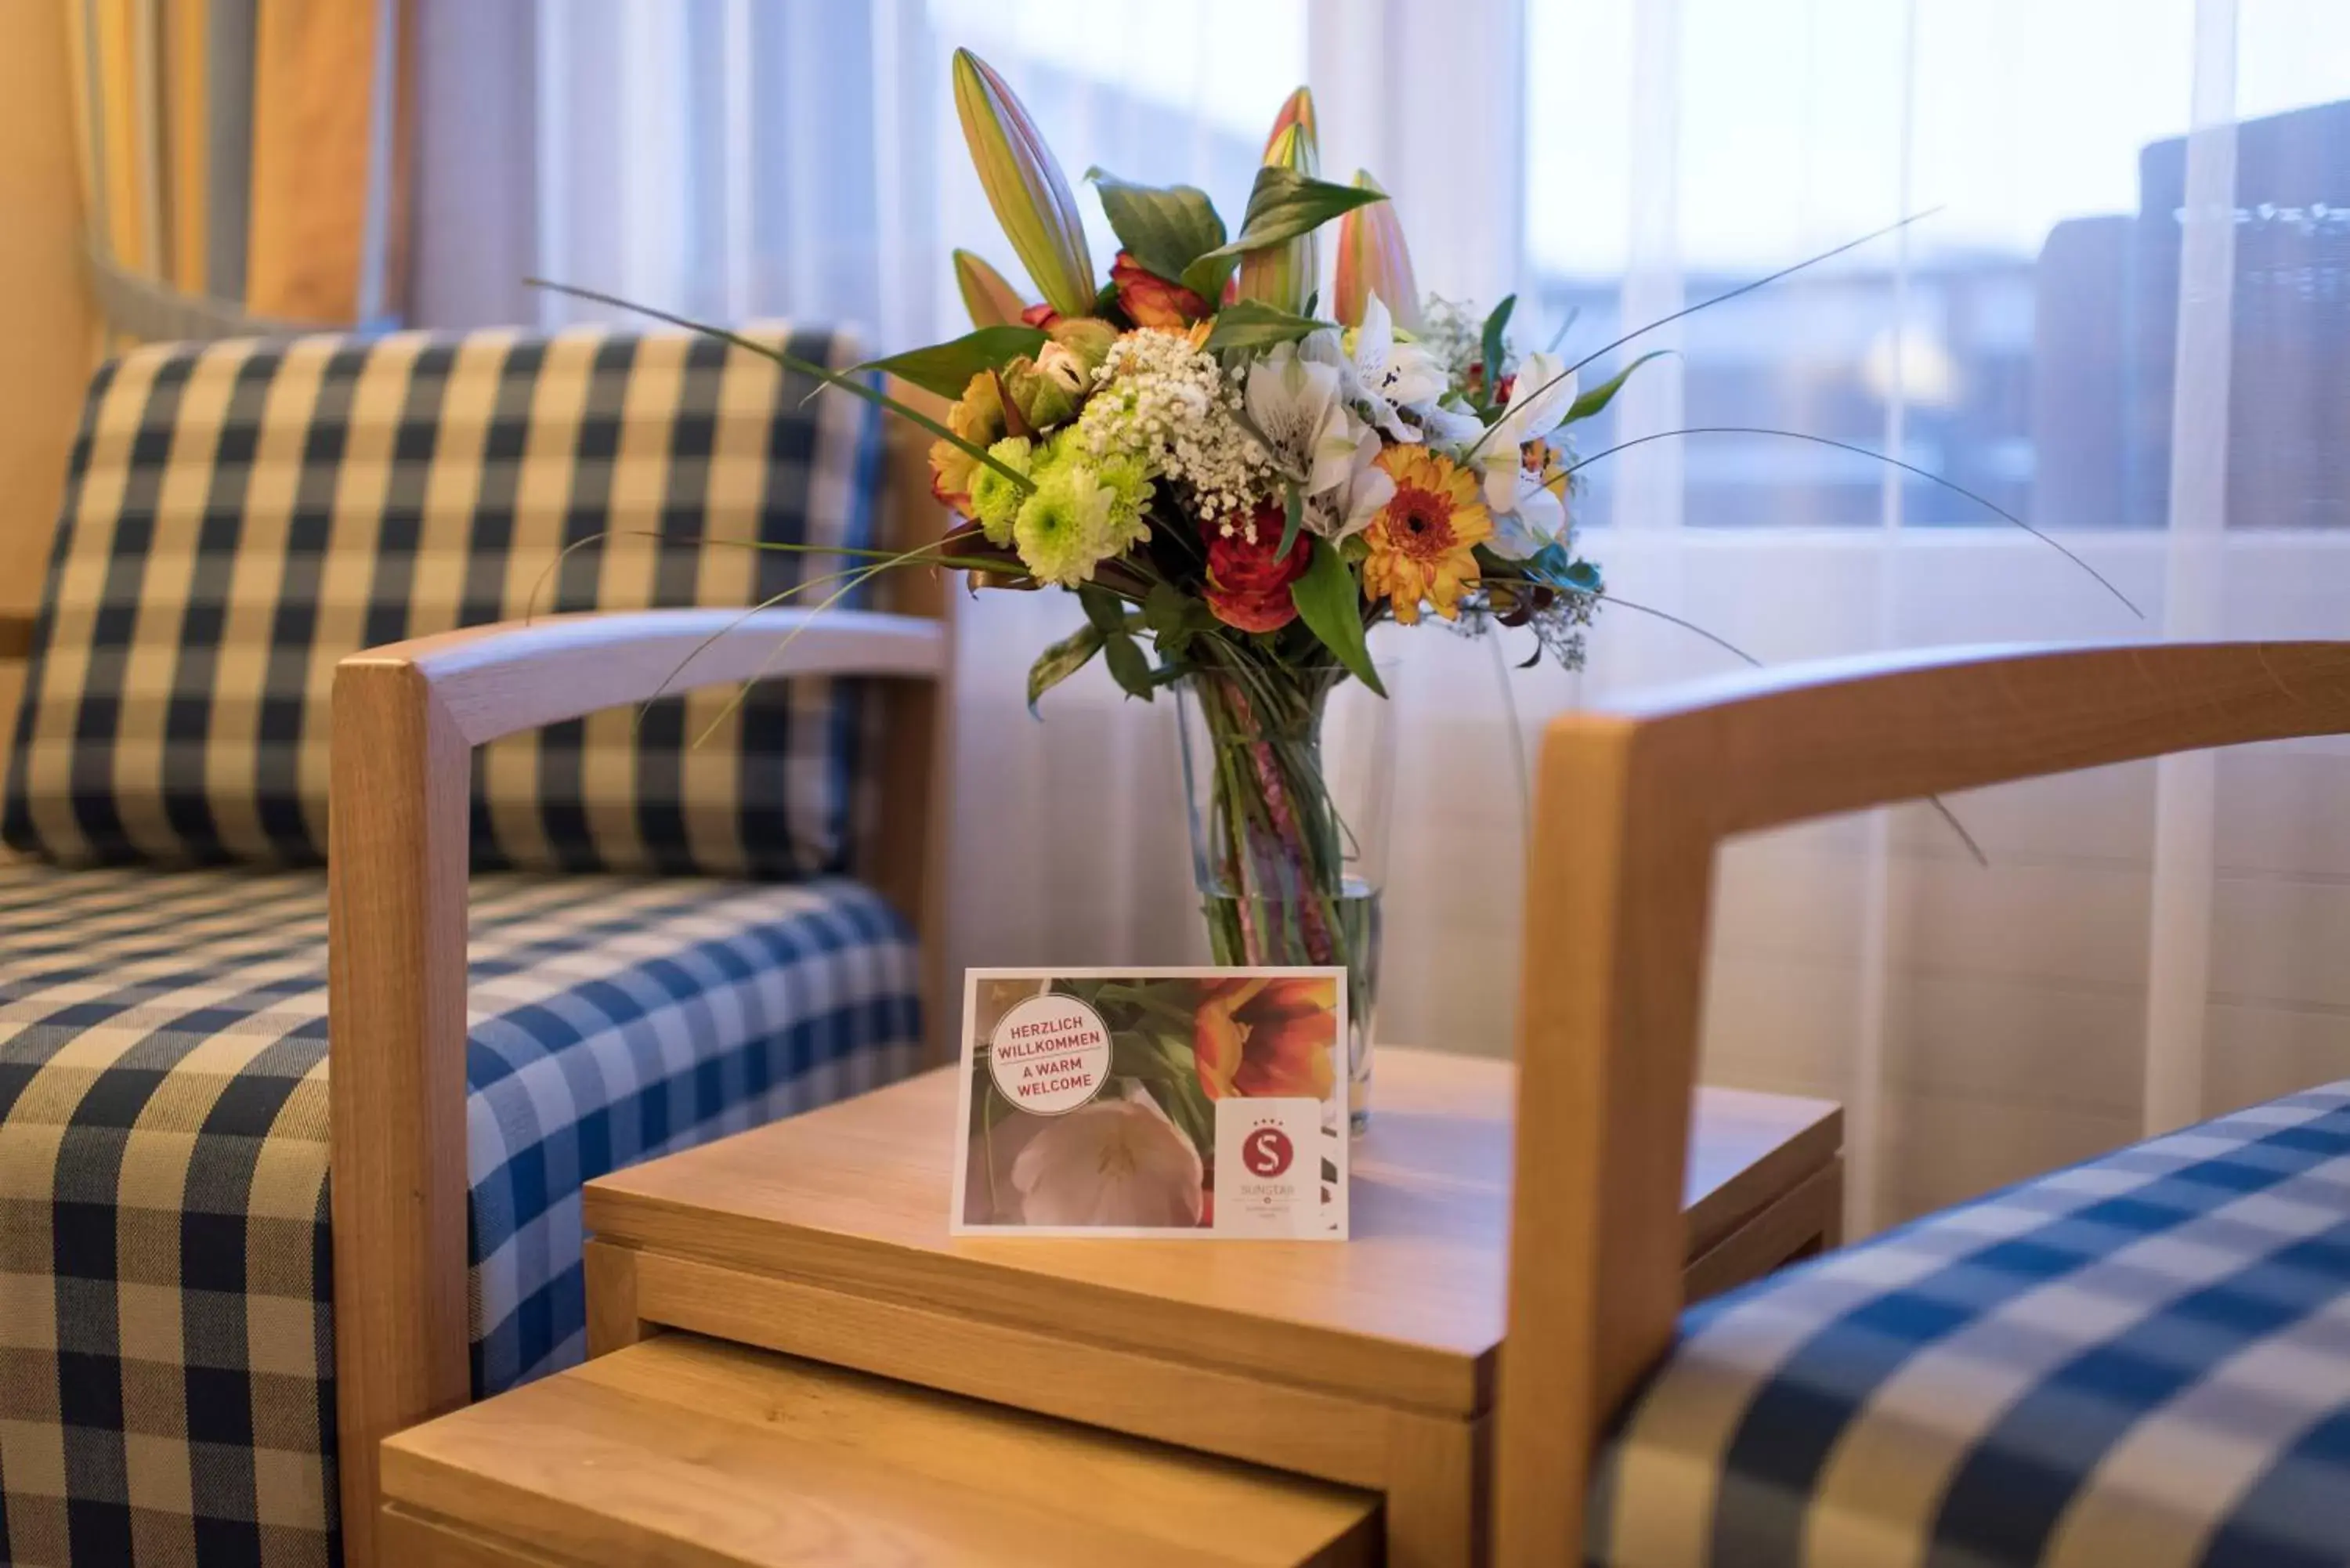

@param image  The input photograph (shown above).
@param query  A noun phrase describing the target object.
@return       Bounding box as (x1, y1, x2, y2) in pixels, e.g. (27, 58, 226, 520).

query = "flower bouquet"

(534, 48, 2138, 1136)
(543, 49, 1660, 1133)
(920, 52, 1649, 1129)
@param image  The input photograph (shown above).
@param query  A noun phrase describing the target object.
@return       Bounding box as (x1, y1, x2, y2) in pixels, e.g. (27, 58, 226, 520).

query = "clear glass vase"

(1174, 666, 1393, 1133)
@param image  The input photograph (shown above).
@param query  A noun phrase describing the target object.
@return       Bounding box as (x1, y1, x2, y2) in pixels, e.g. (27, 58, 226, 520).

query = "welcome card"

(952, 967, 1349, 1239)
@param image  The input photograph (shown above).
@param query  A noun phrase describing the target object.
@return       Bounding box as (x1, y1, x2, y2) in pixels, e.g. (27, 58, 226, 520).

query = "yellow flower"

(1361, 446, 1491, 624)
(926, 371, 1007, 509)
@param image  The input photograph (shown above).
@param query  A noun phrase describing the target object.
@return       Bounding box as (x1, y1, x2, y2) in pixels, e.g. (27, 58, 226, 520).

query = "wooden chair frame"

(316, 399, 954, 1568)
(1495, 638, 2350, 1565)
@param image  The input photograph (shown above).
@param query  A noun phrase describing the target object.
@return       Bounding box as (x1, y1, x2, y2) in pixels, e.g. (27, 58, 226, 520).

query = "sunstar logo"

(1241, 1118, 1295, 1179)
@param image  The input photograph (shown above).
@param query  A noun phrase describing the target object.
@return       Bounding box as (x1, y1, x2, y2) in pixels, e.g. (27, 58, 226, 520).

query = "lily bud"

(953, 249, 1031, 329)
(1260, 84, 1317, 164)
(1333, 172, 1421, 331)
(1047, 316, 1119, 374)
(999, 356, 1078, 431)
(1235, 87, 1320, 316)
(953, 50, 1098, 321)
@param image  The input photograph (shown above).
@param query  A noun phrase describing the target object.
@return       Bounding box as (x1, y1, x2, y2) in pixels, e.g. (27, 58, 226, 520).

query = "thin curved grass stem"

(1568, 426, 2143, 619)
(1592, 592, 1990, 867)
(1561, 208, 1945, 380)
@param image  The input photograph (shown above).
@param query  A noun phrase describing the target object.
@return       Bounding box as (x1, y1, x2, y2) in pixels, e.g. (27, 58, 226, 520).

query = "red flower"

(1111, 251, 1209, 329)
(1019, 301, 1062, 329)
(1205, 512, 1311, 633)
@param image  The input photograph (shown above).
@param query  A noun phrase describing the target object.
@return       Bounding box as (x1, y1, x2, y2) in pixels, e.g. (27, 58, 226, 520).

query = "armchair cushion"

(0, 860, 920, 1566)
(2, 325, 884, 879)
(1592, 1082, 2350, 1567)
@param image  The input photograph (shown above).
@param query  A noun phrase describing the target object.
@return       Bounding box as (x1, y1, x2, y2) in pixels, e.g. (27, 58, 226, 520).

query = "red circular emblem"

(1242, 1126, 1295, 1178)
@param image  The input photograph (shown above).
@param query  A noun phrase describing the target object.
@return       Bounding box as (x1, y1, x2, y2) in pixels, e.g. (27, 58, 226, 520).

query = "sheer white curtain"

(414, 0, 2350, 1235)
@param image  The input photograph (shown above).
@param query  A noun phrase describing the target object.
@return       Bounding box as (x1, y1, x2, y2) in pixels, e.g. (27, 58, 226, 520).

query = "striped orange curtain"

(63, 0, 410, 343)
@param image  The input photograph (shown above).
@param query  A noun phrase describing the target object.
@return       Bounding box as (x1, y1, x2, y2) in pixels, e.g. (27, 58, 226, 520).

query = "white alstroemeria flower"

(1245, 335, 1381, 512)
(1346, 293, 1449, 441)
(1473, 350, 1579, 558)
(1485, 470, 1566, 559)
(1413, 398, 1488, 452)
(1309, 428, 1397, 541)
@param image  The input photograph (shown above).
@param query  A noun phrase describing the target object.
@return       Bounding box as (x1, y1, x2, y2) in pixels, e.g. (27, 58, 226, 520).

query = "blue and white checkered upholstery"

(3, 325, 883, 880)
(0, 859, 921, 1566)
(1592, 1082, 2350, 1567)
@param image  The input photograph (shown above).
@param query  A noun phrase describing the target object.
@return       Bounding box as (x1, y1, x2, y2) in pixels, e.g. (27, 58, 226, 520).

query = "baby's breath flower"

(1076, 327, 1276, 530)
(1415, 294, 1487, 382)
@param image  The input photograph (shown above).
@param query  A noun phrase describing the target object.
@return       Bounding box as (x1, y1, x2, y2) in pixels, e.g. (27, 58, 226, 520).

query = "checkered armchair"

(1488, 641, 2350, 1567)
(0, 327, 947, 1567)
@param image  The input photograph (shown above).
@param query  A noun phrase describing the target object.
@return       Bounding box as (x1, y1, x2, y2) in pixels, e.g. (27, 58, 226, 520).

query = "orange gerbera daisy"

(1361, 446, 1492, 624)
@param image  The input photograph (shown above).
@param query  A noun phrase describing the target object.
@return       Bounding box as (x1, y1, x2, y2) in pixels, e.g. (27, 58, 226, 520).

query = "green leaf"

(1201, 166, 1385, 260)
(1565, 349, 1672, 424)
(1180, 251, 1239, 309)
(1026, 623, 1104, 716)
(1086, 169, 1227, 285)
(1278, 482, 1305, 559)
(1289, 537, 1386, 696)
(1141, 581, 1191, 635)
(853, 326, 1047, 399)
(1077, 583, 1127, 636)
(1102, 631, 1155, 701)
(1202, 299, 1333, 354)
(1480, 294, 1516, 384)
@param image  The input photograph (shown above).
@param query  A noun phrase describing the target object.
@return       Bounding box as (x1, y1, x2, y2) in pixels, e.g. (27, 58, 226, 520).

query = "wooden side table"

(579, 1048, 1840, 1568)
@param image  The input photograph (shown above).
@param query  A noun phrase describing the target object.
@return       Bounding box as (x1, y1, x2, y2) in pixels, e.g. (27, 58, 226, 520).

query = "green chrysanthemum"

(1047, 428, 1153, 551)
(971, 435, 1034, 546)
(1100, 458, 1155, 553)
(1014, 461, 1121, 587)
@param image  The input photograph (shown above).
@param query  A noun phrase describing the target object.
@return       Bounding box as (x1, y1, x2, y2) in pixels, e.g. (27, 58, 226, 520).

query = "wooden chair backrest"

(1493, 639, 2350, 1566)
(0, 381, 955, 1037)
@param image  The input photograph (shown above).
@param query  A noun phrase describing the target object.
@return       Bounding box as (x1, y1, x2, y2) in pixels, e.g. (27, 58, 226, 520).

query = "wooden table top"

(585, 1048, 1840, 1419)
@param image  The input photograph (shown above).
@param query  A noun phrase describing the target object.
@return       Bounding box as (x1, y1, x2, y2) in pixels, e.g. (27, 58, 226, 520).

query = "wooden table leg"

(584, 1239, 651, 1358)
(1383, 1410, 1488, 1567)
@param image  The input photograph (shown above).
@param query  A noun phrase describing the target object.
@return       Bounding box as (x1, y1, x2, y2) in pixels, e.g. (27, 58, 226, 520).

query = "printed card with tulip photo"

(952, 968, 1350, 1239)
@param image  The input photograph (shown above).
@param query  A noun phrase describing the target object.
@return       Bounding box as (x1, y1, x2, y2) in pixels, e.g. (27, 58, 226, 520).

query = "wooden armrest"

(0, 610, 34, 661)
(1577, 638, 2350, 839)
(340, 605, 946, 747)
(324, 603, 946, 1568)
